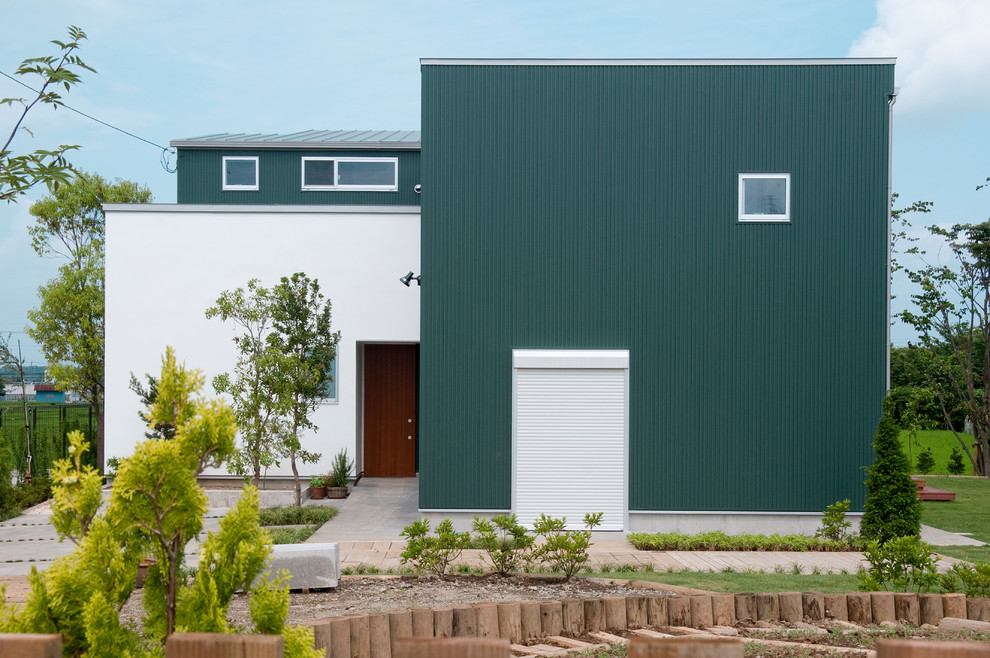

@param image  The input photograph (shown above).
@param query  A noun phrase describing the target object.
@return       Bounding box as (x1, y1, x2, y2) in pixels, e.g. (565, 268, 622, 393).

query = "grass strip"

(258, 505, 337, 527)
(268, 526, 318, 545)
(582, 570, 861, 593)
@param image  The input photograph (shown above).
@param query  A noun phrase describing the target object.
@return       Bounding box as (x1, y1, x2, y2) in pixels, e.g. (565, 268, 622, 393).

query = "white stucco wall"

(104, 204, 420, 478)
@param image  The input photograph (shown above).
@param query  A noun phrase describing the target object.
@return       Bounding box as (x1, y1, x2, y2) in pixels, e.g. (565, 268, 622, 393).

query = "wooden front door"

(364, 344, 418, 476)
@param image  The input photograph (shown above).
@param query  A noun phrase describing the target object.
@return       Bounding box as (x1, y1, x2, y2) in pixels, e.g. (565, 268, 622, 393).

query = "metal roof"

(171, 130, 421, 150)
(421, 57, 896, 66)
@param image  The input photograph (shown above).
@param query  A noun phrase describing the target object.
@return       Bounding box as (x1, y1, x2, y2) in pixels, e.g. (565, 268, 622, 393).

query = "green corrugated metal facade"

(176, 148, 421, 205)
(419, 62, 894, 513)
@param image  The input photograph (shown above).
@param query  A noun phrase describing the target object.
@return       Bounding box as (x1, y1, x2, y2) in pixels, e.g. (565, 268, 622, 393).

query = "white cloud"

(849, 0, 990, 115)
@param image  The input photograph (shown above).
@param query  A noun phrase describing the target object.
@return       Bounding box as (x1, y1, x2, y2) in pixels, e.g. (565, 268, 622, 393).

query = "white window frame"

(301, 157, 398, 191)
(222, 156, 259, 191)
(738, 173, 790, 222)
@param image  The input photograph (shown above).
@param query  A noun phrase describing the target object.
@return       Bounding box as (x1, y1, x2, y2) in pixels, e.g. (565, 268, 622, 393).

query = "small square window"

(739, 173, 790, 222)
(223, 157, 258, 191)
(302, 158, 336, 189)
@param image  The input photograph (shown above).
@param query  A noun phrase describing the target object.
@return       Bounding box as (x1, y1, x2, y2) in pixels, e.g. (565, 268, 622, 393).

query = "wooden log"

(584, 598, 605, 632)
(540, 601, 563, 636)
(802, 592, 825, 621)
(755, 593, 779, 622)
(497, 602, 523, 643)
(734, 594, 757, 623)
(894, 593, 920, 626)
(389, 610, 414, 657)
(561, 598, 585, 635)
(668, 596, 691, 627)
(824, 593, 848, 621)
(777, 592, 802, 623)
(520, 601, 542, 641)
(871, 592, 896, 624)
(433, 607, 454, 639)
(392, 637, 511, 658)
(846, 593, 872, 626)
(369, 612, 391, 658)
(329, 617, 352, 658)
(941, 616, 990, 632)
(690, 595, 714, 629)
(452, 605, 478, 637)
(967, 597, 990, 622)
(943, 593, 967, 620)
(164, 633, 283, 658)
(302, 618, 332, 654)
(0, 634, 61, 658)
(711, 594, 735, 627)
(350, 614, 372, 658)
(604, 596, 628, 631)
(626, 596, 647, 629)
(627, 637, 744, 657)
(647, 595, 669, 627)
(474, 603, 500, 639)
(411, 607, 434, 637)
(919, 593, 944, 626)
(876, 638, 990, 657)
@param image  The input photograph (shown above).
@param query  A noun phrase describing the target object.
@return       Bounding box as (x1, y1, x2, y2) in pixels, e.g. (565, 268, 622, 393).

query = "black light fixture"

(399, 271, 421, 287)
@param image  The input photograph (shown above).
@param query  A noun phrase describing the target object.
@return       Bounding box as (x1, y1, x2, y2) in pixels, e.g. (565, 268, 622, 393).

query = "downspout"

(886, 86, 898, 392)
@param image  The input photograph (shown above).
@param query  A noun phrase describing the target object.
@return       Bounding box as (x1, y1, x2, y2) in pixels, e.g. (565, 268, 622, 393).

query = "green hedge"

(627, 530, 864, 552)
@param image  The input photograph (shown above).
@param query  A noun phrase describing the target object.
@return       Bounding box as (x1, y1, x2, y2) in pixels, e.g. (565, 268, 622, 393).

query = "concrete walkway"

(0, 477, 980, 583)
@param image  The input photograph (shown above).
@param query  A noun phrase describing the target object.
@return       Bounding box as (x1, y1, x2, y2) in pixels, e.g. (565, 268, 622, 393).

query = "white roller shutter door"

(513, 350, 628, 531)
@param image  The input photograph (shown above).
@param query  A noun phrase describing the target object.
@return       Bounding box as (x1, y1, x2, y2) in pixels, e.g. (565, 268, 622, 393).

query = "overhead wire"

(0, 69, 176, 173)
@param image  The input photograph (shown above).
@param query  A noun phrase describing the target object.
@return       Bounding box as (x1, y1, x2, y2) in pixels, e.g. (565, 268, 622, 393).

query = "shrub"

(916, 447, 935, 474)
(626, 531, 862, 552)
(258, 505, 337, 526)
(816, 499, 853, 543)
(472, 513, 534, 576)
(528, 512, 603, 581)
(326, 449, 352, 488)
(861, 415, 921, 543)
(399, 518, 471, 577)
(856, 535, 941, 593)
(950, 562, 990, 598)
(948, 447, 968, 475)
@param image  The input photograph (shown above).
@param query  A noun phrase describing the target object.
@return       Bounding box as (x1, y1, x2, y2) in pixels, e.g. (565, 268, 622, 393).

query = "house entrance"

(363, 343, 418, 477)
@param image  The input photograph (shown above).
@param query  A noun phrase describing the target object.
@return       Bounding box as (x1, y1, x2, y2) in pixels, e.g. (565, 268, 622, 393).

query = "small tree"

(0, 348, 321, 657)
(916, 446, 936, 474)
(207, 279, 293, 485)
(269, 273, 340, 506)
(861, 415, 921, 543)
(25, 172, 152, 472)
(1, 26, 94, 202)
(948, 446, 967, 475)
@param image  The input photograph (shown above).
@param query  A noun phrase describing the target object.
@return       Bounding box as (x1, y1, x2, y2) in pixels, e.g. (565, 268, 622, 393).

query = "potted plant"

(309, 475, 326, 500)
(326, 449, 353, 499)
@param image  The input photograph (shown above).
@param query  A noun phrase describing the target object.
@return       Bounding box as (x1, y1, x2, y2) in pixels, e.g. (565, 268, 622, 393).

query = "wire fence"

(0, 402, 96, 480)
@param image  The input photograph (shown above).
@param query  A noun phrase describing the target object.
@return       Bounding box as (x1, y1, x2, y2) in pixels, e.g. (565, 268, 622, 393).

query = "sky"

(1, 0, 989, 365)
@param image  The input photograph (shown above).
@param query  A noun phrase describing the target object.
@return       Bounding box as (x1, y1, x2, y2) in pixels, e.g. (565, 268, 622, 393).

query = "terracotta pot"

(326, 486, 349, 499)
(136, 558, 157, 588)
(309, 486, 326, 500)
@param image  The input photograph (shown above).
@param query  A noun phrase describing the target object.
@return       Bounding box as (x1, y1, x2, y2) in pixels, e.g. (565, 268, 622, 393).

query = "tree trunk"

(291, 445, 301, 508)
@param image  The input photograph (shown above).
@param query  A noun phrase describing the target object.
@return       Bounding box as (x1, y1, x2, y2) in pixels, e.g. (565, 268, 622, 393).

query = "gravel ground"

(119, 573, 659, 629)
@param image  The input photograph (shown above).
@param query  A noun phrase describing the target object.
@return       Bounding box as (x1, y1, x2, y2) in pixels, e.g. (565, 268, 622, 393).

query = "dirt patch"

(119, 573, 666, 629)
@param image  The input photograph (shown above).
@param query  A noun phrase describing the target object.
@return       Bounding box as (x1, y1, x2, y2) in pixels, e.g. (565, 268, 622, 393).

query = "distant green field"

(920, 476, 990, 563)
(899, 429, 976, 475)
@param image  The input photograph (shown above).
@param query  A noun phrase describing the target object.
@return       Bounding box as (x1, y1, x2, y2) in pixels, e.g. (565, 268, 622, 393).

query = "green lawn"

(921, 475, 990, 562)
(899, 429, 976, 475)
(581, 570, 861, 594)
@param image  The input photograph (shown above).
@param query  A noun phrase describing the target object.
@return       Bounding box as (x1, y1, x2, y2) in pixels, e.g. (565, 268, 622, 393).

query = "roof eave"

(170, 140, 421, 150)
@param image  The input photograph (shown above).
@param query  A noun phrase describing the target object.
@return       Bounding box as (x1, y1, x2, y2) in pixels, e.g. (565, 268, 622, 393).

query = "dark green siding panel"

(420, 63, 893, 513)
(176, 149, 420, 205)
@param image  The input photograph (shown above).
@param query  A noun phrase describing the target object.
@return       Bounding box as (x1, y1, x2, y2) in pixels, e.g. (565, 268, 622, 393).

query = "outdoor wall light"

(399, 271, 421, 287)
